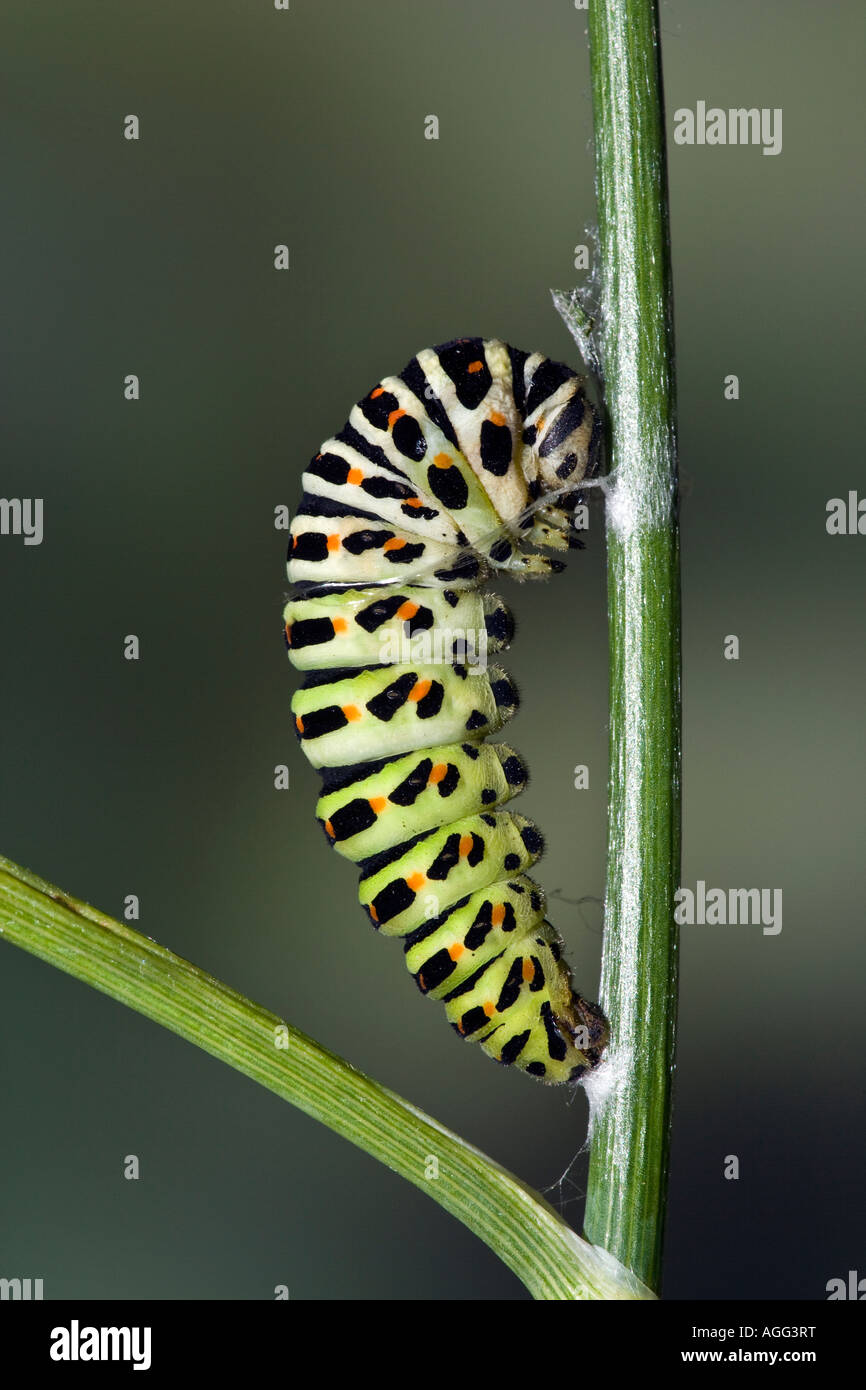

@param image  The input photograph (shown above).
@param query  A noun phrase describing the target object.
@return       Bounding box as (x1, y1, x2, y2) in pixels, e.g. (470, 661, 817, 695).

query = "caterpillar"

(283, 337, 609, 1083)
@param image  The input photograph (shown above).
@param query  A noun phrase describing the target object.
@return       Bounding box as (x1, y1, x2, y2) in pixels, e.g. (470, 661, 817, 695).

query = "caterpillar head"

(530, 381, 601, 493)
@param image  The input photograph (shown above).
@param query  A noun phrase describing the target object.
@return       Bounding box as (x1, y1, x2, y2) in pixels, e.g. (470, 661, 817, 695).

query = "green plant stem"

(576, 0, 680, 1293)
(0, 854, 654, 1301)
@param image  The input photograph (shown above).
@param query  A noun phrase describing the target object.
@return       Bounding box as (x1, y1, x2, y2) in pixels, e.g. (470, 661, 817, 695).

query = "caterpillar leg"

(513, 501, 593, 555)
(494, 551, 566, 579)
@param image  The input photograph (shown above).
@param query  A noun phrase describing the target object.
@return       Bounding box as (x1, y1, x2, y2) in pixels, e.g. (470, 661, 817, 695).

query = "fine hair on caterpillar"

(284, 337, 609, 1083)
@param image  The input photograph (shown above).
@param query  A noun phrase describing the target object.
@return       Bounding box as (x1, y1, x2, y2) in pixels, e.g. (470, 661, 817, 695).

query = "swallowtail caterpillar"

(284, 338, 608, 1083)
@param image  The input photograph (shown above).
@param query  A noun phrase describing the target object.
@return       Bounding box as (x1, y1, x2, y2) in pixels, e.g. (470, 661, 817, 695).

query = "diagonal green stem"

(0, 854, 654, 1301)
(559, 0, 681, 1293)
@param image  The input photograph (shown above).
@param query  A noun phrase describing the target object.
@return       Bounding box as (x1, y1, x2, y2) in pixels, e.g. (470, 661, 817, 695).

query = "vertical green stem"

(581, 0, 681, 1292)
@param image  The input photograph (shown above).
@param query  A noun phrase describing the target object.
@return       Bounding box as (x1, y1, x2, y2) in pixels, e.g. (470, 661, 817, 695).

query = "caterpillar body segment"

(301, 444, 463, 547)
(358, 809, 544, 937)
(285, 337, 608, 1083)
(414, 340, 529, 521)
(348, 376, 508, 554)
(403, 875, 546, 998)
(284, 587, 513, 672)
(316, 741, 528, 864)
(288, 512, 463, 587)
(291, 662, 518, 770)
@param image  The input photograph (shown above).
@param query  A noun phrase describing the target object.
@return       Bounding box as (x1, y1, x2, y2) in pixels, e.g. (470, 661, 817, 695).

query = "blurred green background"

(2, 0, 863, 1300)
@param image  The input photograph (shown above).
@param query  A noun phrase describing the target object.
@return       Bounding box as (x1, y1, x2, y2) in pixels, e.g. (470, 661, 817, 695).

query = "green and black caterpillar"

(283, 337, 608, 1083)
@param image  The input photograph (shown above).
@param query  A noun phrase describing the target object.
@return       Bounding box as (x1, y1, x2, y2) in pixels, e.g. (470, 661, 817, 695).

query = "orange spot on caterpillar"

(368, 797, 387, 813)
(326, 533, 341, 551)
(467, 360, 483, 373)
(331, 617, 348, 633)
(396, 601, 419, 620)
(428, 763, 448, 784)
(406, 872, 426, 891)
(491, 903, 506, 927)
(522, 958, 535, 983)
(383, 537, 407, 551)
(489, 410, 506, 427)
(347, 467, 364, 485)
(370, 386, 384, 398)
(342, 705, 362, 721)
(448, 943, 465, 961)
(409, 679, 432, 701)
(456, 1019, 466, 1035)
(387, 408, 407, 428)
(291, 535, 298, 549)
(483, 1002, 496, 1017)
(458, 834, 473, 857)
(324, 819, 334, 837)
(433, 453, 452, 468)
(537, 415, 546, 432)
(295, 716, 304, 734)
(404, 497, 423, 508)
(369, 903, 379, 922)
(284, 623, 293, 645)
